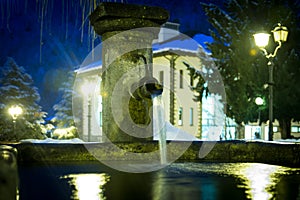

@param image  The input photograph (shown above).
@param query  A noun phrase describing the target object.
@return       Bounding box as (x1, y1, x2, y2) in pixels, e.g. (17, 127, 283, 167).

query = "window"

(99, 112, 103, 127)
(178, 107, 183, 126)
(189, 108, 194, 126)
(179, 70, 183, 88)
(291, 126, 300, 133)
(159, 71, 164, 85)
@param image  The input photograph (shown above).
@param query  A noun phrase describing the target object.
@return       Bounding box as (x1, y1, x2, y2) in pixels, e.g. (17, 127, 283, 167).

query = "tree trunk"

(235, 123, 245, 139)
(279, 119, 291, 139)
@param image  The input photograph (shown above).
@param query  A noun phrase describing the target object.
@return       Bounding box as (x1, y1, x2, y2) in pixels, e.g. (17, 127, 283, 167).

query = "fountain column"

(90, 3, 168, 142)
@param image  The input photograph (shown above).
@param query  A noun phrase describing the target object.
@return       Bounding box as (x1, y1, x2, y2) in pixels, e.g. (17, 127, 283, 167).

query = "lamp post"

(255, 97, 264, 123)
(255, 97, 264, 138)
(8, 105, 23, 135)
(81, 81, 94, 142)
(253, 23, 288, 141)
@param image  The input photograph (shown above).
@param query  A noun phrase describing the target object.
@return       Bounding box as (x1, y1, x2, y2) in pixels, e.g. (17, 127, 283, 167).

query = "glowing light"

(253, 33, 270, 48)
(249, 48, 257, 56)
(255, 97, 264, 106)
(237, 163, 288, 199)
(8, 105, 23, 120)
(61, 173, 110, 200)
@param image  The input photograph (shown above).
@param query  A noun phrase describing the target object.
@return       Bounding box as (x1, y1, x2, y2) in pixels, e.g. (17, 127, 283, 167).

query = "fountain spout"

(130, 55, 163, 100)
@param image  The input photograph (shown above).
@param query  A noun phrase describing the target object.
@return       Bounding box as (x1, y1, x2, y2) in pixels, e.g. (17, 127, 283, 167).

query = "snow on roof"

(153, 47, 198, 56)
(153, 35, 199, 51)
(76, 34, 213, 74)
(75, 60, 102, 74)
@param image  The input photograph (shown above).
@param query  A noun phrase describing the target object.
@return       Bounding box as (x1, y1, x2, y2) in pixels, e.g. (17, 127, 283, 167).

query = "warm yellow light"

(253, 33, 270, 48)
(272, 23, 288, 43)
(8, 105, 23, 120)
(61, 173, 110, 200)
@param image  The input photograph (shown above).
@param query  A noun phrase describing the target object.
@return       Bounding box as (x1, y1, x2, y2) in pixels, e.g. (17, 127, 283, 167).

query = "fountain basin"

(17, 161, 300, 200)
(10, 141, 300, 167)
(2, 141, 300, 199)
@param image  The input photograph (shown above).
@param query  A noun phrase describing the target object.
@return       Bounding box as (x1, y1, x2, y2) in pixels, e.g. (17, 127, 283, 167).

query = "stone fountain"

(90, 2, 168, 142)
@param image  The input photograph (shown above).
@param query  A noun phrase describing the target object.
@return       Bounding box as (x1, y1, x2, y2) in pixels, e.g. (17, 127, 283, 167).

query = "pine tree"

(52, 69, 80, 139)
(201, 0, 300, 138)
(0, 57, 45, 141)
(53, 70, 77, 128)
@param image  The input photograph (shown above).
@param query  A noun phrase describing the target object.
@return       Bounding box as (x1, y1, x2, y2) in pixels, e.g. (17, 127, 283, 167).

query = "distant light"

(255, 97, 264, 106)
(253, 33, 270, 48)
(8, 105, 23, 120)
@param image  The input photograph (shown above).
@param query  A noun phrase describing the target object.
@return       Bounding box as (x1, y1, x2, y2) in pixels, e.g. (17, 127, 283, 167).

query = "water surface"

(18, 162, 300, 200)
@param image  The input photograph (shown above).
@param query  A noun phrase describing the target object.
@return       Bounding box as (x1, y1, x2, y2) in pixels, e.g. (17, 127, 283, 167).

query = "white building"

(75, 23, 225, 142)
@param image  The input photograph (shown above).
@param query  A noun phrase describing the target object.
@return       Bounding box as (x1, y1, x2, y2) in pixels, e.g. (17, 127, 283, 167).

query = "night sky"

(0, 0, 223, 115)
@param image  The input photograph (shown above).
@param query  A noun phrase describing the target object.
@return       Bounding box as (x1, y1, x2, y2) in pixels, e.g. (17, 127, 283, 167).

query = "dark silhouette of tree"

(201, 0, 300, 138)
(53, 70, 77, 129)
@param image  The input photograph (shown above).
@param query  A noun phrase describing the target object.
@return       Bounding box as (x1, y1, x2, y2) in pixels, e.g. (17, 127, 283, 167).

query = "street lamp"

(255, 97, 264, 138)
(81, 81, 94, 142)
(8, 105, 23, 135)
(253, 23, 288, 141)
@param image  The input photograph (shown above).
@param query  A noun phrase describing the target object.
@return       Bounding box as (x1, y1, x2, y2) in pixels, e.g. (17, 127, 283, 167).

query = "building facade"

(74, 23, 215, 141)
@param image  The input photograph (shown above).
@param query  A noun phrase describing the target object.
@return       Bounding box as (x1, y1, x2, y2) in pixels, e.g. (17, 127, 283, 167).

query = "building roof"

(76, 29, 212, 75)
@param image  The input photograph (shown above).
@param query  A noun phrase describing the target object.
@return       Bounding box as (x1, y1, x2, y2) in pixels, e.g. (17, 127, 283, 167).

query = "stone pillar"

(90, 3, 168, 142)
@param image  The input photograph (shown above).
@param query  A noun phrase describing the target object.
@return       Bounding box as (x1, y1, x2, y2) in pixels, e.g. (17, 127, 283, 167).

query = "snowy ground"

(20, 137, 300, 144)
(20, 138, 86, 144)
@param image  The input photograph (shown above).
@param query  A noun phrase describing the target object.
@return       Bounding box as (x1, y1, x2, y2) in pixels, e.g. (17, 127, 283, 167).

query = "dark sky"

(0, 0, 223, 115)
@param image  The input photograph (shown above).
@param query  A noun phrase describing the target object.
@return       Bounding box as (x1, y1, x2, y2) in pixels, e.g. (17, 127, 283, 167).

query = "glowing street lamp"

(8, 105, 23, 135)
(253, 23, 288, 141)
(255, 97, 264, 106)
(255, 97, 264, 138)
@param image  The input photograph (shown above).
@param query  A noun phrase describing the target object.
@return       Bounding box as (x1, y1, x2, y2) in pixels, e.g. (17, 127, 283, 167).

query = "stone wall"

(11, 140, 300, 167)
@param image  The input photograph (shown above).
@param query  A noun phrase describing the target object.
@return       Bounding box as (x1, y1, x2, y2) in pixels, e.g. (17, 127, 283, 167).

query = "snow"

(19, 137, 300, 144)
(275, 139, 300, 144)
(76, 60, 102, 74)
(21, 122, 200, 143)
(153, 47, 198, 55)
(153, 39, 199, 51)
(20, 138, 86, 144)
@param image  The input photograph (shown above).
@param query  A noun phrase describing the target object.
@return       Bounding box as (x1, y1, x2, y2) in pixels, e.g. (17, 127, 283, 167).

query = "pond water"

(18, 162, 300, 200)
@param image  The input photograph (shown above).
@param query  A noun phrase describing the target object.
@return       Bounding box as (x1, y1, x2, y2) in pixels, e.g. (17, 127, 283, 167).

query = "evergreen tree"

(201, 0, 300, 138)
(53, 70, 78, 136)
(0, 57, 45, 141)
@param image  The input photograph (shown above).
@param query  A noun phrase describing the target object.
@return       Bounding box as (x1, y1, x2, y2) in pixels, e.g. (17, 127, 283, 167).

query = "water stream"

(152, 94, 167, 165)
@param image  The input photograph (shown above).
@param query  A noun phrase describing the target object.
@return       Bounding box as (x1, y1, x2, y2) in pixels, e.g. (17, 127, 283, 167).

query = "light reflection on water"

(236, 163, 282, 199)
(60, 173, 110, 200)
(20, 162, 300, 200)
(166, 162, 300, 200)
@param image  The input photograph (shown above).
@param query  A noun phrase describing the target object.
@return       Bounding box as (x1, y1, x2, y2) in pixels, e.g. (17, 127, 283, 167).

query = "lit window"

(291, 126, 300, 133)
(99, 112, 102, 127)
(189, 108, 193, 126)
(178, 107, 183, 126)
